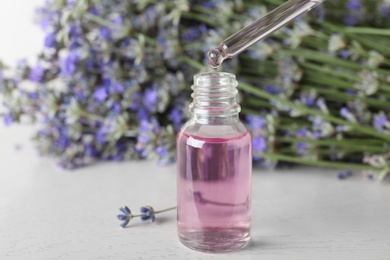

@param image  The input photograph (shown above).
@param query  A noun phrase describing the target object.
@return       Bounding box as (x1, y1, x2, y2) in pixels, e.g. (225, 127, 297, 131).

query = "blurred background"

(0, 0, 389, 179)
(0, 0, 43, 64)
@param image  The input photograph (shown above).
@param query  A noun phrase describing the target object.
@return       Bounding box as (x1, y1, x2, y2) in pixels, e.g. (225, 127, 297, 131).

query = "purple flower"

(253, 136, 267, 154)
(373, 114, 389, 133)
(137, 109, 148, 121)
(340, 107, 350, 119)
(117, 206, 132, 228)
(94, 87, 108, 102)
(29, 63, 44, 82)
(66, 0, 76, 7)
(116, 205, 175, 228)
(140, 206, 155, 222)
(129, 92, 142, 110)
(380, 5, 390, 17)
(96, 125, 110, 144)
(346, 0, 362, 10)
(111, 82, 124, 94)
(112, 142, 127, 161)
(54, 136, 70, 152)
(265, 84, 279, 95)
(143, 88, 158, 111)
(202, 1, 215, 8)
(100, 27, 111, 40)
(156, 145, 168, 157)
(68, 23, 82, 39)
(44, 32, 57, 48)
(313, 132, 321, 139)
(344, 16, 360, 26)
(182, 25, 206, 41)
(339, 50, 350, 59)
(168, 109, 182, 129)
(110, 102, 121, 115)
(85, 145, 97, 157)
(144, 6, 157, 26)
(316, 98, 326, 108)
(3, 113, 13, 126)
(345, 89, 357, 95)
(137, 120, 151, 144)
(297, 142, 307, 154)
(112, 16, 123, 25)
(246, 115, 266, 130)
(61, 51, 79, 77)
(301, 96, 315, 107)
(88, 6, 99, 15)
(345, 0, 363, 26)
(337, 170, 352, 180)
(296, 127, 308, 138)
(30, 92, 39, 100)
(336, 125, 344, 132)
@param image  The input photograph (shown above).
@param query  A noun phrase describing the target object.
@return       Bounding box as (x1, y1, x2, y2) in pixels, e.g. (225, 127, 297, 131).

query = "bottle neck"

(189, 72, 241, 120)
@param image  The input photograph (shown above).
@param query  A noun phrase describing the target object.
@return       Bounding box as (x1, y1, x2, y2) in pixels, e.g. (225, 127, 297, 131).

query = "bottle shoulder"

(178, 118, 249, 140)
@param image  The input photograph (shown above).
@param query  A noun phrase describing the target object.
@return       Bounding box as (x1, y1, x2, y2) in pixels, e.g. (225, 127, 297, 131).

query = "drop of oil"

(207, 49, 223, 69)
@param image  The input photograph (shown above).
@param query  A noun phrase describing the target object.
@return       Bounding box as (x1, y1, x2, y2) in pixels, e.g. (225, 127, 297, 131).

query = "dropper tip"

(207, 49, 223, 69)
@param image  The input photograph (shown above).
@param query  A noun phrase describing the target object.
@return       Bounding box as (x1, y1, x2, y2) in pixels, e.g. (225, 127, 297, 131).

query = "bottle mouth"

(194, 72, 236, 88)
(190, 72, 240, 117)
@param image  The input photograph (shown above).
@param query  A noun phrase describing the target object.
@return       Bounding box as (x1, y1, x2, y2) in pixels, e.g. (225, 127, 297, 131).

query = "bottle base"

(178, 227, 250, 253)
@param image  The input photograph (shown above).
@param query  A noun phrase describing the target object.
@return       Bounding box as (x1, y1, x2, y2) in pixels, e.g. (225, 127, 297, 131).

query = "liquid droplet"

(207, 49, 223, 69)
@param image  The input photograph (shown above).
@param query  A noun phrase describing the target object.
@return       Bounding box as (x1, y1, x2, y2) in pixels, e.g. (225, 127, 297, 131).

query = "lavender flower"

(140, 206, 155, 222)
(3, 113, 13, 126)
(337, 170, 352, 180)
(29, 63, 45, 82)
(117, 205, 176, 228)
(373, 113, 390, 133)
(94, 87, 108, 102)
(345, 0, 364, 26)
(44, 32, 57, 48)
(117, 206, 133, 228)
(252, 136, 267, 155)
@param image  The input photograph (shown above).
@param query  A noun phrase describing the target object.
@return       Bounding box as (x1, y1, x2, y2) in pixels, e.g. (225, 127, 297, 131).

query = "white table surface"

(1, 125, 390, 260)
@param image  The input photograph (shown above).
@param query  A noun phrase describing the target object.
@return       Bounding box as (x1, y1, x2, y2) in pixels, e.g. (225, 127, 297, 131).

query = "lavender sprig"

(117, 205, 176, 228)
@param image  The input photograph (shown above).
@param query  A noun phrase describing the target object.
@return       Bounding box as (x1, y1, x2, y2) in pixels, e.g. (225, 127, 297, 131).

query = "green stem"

(155, 206, 177, 214)
(300, 85, 390, 109)
(261, 152, 382, 171)
(85, 12, 115, 28)
(181, 12, 217, 26)
(282, 48, 362, 70)
(284, 47, 390, 78)
(301, 62, 390, 96)
(300, 62, 357, 82)
(320, 21, 390, 56)
(181, 56, 204, 70)
(238, 82, 390, 142)
(343, 27, 390, 36)
(243, 98, 273, 109)
(278, 137, 389, 153)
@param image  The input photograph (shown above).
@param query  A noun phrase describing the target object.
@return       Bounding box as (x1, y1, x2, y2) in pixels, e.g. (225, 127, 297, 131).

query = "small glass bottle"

(176, 72, 252, 252)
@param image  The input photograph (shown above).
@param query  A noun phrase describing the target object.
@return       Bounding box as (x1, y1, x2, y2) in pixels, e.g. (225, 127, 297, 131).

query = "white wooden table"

(0, 125, 390, 260)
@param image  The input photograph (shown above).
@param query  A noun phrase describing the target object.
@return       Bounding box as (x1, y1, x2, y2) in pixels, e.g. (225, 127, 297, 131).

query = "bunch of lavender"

(0, 0, 389, 180)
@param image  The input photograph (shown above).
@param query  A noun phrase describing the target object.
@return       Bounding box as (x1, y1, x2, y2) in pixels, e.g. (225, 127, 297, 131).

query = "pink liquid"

(177, 131, 252, 252)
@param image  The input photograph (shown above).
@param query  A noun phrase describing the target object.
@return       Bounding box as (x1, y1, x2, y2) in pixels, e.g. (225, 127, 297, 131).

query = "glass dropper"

(208, 0, 325, 69)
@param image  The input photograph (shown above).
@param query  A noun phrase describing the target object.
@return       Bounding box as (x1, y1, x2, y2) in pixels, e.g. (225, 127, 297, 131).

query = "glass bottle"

(176, 72, 252, 252)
